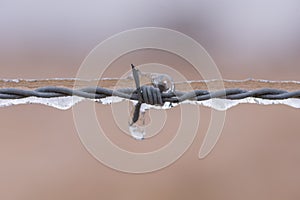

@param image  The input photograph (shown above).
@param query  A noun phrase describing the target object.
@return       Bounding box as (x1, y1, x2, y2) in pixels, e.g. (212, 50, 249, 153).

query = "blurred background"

(0, 0, 300, 199)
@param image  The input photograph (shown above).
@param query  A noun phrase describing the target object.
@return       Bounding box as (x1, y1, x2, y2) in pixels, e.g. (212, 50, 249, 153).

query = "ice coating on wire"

(0, 96, 84, 110)
(0, 95, 300, 110)
(0, 76, 299, 111)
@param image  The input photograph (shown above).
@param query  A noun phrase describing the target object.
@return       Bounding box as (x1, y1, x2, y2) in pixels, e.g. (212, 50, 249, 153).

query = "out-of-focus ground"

(0, 1, 300, 200)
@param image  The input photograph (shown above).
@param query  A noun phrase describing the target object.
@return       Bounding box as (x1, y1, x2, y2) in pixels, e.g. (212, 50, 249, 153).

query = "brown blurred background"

(0, 0, 300, 199)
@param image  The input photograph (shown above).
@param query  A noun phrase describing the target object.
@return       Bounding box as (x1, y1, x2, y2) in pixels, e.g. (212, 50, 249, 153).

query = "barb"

(131, 64, 142, 124)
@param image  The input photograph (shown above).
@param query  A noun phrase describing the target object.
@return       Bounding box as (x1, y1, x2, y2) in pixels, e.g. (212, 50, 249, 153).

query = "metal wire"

(0, 86, 299, 102)
(1, 64, 299, 124)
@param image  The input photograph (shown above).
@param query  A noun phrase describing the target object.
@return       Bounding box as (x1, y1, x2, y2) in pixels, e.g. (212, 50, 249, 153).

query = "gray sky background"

(0, 0, 299, 79)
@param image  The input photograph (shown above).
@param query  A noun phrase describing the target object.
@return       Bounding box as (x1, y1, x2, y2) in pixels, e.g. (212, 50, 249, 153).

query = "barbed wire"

(1, 65, 299, 102)
(0, 85, 300, 102)
(0, 65, 299, 123)
(0, 82, 300, 101)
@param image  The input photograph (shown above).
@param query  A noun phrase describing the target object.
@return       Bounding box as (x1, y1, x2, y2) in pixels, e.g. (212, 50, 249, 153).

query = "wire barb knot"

(130, 64, 165, 124)
(135, 85, 163, 106)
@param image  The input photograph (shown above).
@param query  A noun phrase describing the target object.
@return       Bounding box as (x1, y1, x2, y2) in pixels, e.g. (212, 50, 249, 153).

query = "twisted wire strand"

(0, 86, 300, 103)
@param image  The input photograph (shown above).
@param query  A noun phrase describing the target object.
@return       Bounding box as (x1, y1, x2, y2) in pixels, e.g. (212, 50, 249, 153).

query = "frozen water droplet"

(151, 73, 175, 92)
(128, 103, 147, 140)
(129, 124, 145, 140)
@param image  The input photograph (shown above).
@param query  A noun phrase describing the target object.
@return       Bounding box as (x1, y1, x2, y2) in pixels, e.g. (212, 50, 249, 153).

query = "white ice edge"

(0, 96, 300, 111)
(0, 96, 84, 110)
(183, 78, 300, 84)
(180, 97, 300, 111)
(0, 78, 120, 82)
(1, 78, 300, 84)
